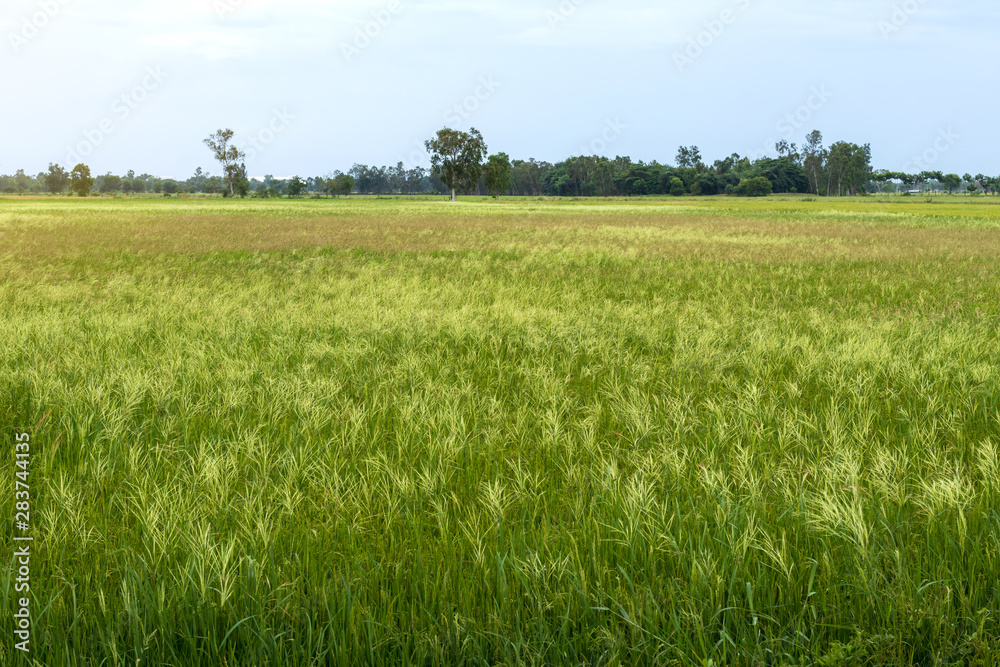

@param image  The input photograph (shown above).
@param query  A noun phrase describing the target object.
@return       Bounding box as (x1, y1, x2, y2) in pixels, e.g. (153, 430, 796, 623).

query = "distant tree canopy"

(4, 129, 996, 199)
(330, 173, 356, 197)
(69, 164, 94, 197)
(204, 129, 247, 198)
(287, 175, 307, 197)
(425, 127, 488, 201)
(348, 164, 423, 195)
(483, 153, 512, 199)
(754, 158, 809, 194)
(941, 173, 962, 194)
(99, 173, 123, 194)
(735, 177, 774, 197)
(44, 163, 69, 194)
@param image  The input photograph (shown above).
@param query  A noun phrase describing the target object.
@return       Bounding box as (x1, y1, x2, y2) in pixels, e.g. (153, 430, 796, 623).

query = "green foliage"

(100, 173, 123, 194)
(675, 145, 703, 169)
(44, 163, 69, 194)
(734, 176, 773, 196)
(753, 157, 809, 193)
(204, 129, 247, 197)
(68, 163, 94, 197)
(483, 152, 512, 199)
(232, 164, 251, 198)
(825, 141, 872, 196)
(669, 176, 686, 196)
(694, 172, 719, 195)
(942, 173, 962, 194)
(341, 174, 356, 197)
(510, 158, 549, 195)
(425, 127, 487, 201)
(286, 175, 306, 197)
(325, 173, 355, 197)
(347, 164, 427, 195)
(252, 187, 281, 199)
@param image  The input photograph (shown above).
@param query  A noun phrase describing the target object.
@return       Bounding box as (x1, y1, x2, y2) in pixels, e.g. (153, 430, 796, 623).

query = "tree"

(14, 169, 29, 192)
(203, 129, 246, 197)
(802, 130, 825, 195)
(669, 177, 686, 196)
(122, 170, 137, 194)
(775, 140, 800, 162)
(941, 173, 961, 194)
(44, 163, 69, 194)
(510, 159, 549, 196)
(972, 173, 997, 195)
(735, 177, 773, 197)
(335, 174, 355, 197)
(348, 164, 392, 195)
(325, 173, 355, 198)
(287, 175, 306, 197)
(232, 164, 251, 197)
(754, 158, 809, 194)
(135, 174, 152, 193)
(69, 164, 95, 197)
(483, 153, 512, 199)
(391, 162, 406, 194)
(825, 142, 871, 196)
(323, 174, 339, 197)
(693, 172, 719, 195)
(310, 176, 326, 196)
(99, 173, 123, 194)
(872, 170, 894, 194)
(676, 146, 703, 170)
(425, 127, 487, 201)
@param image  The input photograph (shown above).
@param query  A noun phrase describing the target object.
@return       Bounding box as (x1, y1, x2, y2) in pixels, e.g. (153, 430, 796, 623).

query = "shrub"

(734, 177, 773, 197)
(669, 177, 685, 197)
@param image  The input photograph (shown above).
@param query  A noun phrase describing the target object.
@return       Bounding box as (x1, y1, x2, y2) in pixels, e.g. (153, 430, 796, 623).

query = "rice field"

(1, 195, 999, 665)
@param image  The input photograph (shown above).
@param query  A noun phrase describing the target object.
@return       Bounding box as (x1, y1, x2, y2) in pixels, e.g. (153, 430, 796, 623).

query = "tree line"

(3, 129, 996, 198)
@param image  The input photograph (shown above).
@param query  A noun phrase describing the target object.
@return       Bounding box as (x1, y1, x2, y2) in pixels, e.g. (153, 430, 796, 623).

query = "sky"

(1, 0, 996, 179)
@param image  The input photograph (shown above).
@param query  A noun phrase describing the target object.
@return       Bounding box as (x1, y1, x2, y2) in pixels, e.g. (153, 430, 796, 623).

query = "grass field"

(1, 195, 999, 665)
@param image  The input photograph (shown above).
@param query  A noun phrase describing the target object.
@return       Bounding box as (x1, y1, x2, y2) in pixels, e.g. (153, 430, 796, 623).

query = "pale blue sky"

(1, 0, 995, 178)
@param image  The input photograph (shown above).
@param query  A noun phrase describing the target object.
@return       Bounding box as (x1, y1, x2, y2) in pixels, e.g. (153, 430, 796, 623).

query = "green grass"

(1, 196, 999, 665)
